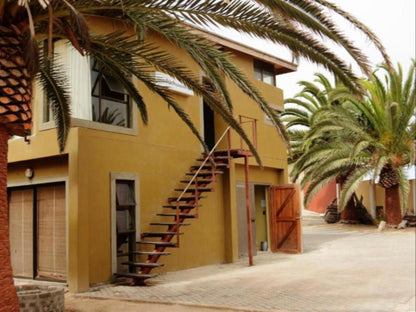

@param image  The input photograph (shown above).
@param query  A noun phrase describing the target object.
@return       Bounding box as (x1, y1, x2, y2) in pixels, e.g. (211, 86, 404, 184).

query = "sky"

(223, 0, 416, 98)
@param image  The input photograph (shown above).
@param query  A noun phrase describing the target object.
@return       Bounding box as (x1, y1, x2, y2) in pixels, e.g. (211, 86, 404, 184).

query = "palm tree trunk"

(0, 125, 19, 311)
(340, 194, 358, 222)
(385, 185, 402, 226)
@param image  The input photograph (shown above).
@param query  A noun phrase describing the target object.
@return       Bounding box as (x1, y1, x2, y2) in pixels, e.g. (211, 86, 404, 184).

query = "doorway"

(236, 183, 269, 257)
(8, 183, 67, 281)
(203, 101, 215, 150)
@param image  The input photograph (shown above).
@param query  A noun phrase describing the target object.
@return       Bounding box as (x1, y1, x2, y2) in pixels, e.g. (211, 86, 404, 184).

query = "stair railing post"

(239, 115, 243, 149)
(176, 201, 180, 247)
(244, 155, 254, 266)
(210, 155, 216, 191)
(195, 175, 199, 218)
(227, 127, 231, 167)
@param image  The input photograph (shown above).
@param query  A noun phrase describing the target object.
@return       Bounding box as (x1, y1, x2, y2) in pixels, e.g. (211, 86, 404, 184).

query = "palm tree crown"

(290, 62, 415, 225)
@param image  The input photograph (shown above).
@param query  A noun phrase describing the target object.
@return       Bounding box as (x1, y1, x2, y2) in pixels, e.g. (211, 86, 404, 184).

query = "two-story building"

(7, 21, 298, 292)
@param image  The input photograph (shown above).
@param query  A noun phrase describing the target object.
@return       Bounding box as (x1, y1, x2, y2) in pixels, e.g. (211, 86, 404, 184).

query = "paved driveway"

(68, 222, 415, 312)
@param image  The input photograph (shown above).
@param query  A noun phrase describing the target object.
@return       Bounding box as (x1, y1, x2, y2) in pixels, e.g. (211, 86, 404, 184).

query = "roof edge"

(190, 28, 298, 75)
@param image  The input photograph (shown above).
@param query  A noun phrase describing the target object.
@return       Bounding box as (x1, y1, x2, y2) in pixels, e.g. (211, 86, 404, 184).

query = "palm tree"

(0, 0, 392, 309)
(282, 73, 344, 164)
(295, 62, 415, 226)
(282, 73, 361, 220)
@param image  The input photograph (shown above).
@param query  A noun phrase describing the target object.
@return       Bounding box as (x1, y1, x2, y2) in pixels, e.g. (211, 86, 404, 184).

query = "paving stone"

(74, 223, 415, 312)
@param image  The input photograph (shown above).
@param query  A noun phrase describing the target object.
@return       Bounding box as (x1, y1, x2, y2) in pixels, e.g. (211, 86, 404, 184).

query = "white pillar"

(369, 180, 376, 219)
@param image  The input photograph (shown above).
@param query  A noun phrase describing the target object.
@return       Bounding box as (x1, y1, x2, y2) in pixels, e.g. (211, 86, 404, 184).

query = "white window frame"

(38, 41, 138, 136)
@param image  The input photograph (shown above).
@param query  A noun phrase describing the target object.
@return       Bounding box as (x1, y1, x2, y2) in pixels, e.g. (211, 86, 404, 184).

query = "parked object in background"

(324, 201, 340, 224)
(403, 215, 416, 227)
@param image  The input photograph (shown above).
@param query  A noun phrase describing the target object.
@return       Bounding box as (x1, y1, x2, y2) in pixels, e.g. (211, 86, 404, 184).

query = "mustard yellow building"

(7, 24, 296, 292)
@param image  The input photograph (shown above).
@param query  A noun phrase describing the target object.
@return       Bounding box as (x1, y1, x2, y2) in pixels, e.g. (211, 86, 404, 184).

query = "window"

(91, 60, 131, 127)
(40, 41, 136, 133)
(110, 173, 140, 274)
(254, 59, 276, 86)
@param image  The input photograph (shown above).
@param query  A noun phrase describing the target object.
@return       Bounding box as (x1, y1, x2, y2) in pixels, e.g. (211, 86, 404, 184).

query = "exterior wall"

(305, 180, 337, 214)
(356, 180, 416, 216)
(7, 24, 290, 292)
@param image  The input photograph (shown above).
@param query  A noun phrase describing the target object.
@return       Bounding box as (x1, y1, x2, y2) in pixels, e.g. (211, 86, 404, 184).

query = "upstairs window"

(41, 41, 135, 132)
(254, 59, 276, 86)
(91, 60, 130, 127)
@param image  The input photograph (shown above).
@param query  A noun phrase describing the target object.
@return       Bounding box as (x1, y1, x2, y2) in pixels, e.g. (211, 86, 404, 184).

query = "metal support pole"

(244, 155, 254, 266)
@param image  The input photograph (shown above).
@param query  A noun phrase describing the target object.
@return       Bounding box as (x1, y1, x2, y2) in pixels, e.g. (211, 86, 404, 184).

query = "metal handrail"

(238, 115, 257, 150)
(174, 126, 232, 246)
(176, 125, 232, 203)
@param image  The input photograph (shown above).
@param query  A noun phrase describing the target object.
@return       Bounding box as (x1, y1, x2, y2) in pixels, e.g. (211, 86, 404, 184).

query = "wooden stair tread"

(186, 171, 223, 176)
(150, 222, 190, 226)
(114, 272, 158, 279)
(168, 195, 206, 201)
(214, 149, 252, 158)
(141, 232, 183, 237)
(132, 251, 171, 256)
(137, 241, 177, 247)
(156, 213, 196, 218)
(180, 179, 216, 184)
(174, 188, 212, 192)
(190, 164, 228, 170)
(163, 204, 200, 209)
(198, 155, 229, 161)
(121, 262, 164, 268)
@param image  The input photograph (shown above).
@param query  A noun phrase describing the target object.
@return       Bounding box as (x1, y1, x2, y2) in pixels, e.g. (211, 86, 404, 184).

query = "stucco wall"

(7, 22, 290, 292)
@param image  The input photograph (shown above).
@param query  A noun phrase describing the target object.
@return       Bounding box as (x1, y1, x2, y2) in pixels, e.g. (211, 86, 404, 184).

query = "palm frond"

(38, 56, 71, 152)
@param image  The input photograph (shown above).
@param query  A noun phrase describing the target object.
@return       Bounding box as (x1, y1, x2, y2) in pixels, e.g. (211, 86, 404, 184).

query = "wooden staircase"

(114, 148, 250, 285)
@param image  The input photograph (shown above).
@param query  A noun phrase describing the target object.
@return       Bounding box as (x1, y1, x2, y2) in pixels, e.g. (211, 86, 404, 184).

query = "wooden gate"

(269, 184, 302, 253)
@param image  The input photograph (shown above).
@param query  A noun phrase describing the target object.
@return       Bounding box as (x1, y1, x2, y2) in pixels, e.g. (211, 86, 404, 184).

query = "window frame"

(253, 59, 277, 86)
(38, 42, 138, 136)
(90, 59, 132, 128)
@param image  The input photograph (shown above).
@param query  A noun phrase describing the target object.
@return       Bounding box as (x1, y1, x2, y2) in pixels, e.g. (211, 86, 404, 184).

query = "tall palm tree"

(0, 0, 391, 310)
(296, 62, 415, 226)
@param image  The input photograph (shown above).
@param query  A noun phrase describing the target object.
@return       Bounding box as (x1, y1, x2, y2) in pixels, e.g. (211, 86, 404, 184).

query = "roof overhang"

(191, 28, 297, 75)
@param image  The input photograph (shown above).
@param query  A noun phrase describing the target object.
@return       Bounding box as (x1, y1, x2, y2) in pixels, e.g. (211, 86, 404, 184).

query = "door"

(236, 182, 256, 257)
(8, 183, 67, 281)
(269, 184, 302, 253)
(36, 184, 67, 280)
(9, 189, 34, 278)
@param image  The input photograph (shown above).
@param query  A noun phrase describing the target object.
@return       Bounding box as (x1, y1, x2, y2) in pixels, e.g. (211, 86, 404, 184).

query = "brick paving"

(74, 217, 416, 312)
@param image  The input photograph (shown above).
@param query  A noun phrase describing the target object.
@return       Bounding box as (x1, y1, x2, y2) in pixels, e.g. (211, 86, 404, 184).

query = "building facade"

(7, 20, 297, 292)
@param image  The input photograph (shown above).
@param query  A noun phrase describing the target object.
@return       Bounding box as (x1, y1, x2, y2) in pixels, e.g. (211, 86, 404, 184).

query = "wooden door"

(269, 184, 302, 253)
